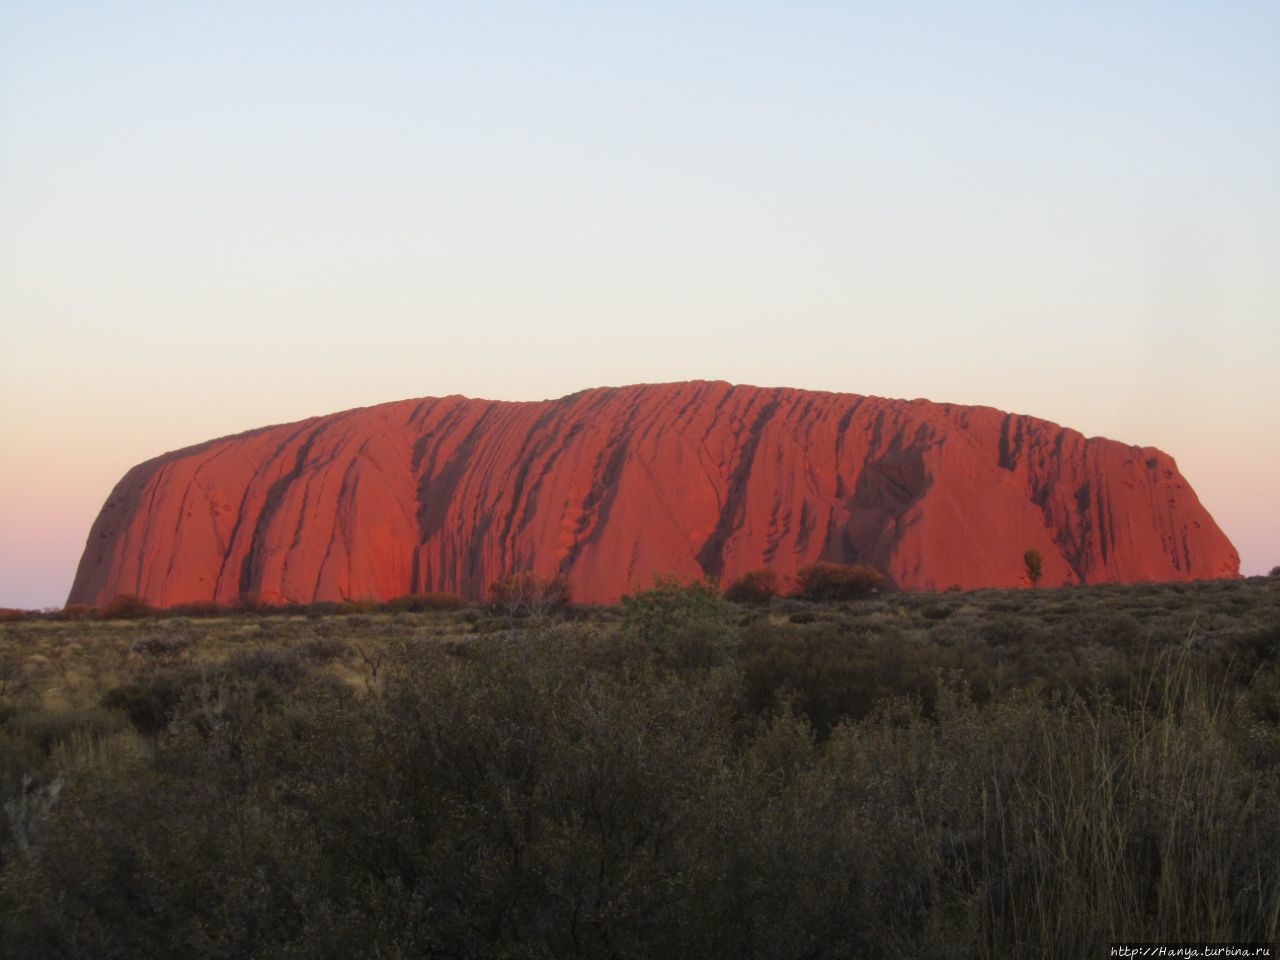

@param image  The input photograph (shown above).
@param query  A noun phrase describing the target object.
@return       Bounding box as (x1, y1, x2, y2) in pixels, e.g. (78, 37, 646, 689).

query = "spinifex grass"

(974, 636, 1277, 957)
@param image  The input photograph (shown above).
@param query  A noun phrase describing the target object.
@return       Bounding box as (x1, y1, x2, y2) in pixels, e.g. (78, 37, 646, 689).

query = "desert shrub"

(741, 627, 880, 733)
(99, 594, 155, 620)
(164, 601, 227, 618)
(294, 636, 350, 665)
(129, 633, 193, 660)
(793, 562, 885, 602)
(925, 620, 975, 648)
(425, 591, 467, 612)
(0, 654, 29, 703)
(102, 648, 310, 740)
(767, 597, 805, 616)
(724, 569, 780, 605)
(234, 592, 267, 614)
(1240, 667, 1280, 729)
(226, 647, 306, 688)
(920, 602, 956, 620)
(1232, 621, 1280, 668)
(386, 592, 468, 613)
(102, 674, 188, 735)
(303, 601, 342, 619)
(489, 572, 571, 618)
(382, 594, 415, 613)
(0, 610, 31, 624)
(982, 613, 1044, 647)
(0, 724, 45, 782)
(52, 605, 93, 621)
(740, 623, 964, 732)
(1057, 610, 1144, 649)
(9, 706, 131, 757)
(621, 576, 738, 668)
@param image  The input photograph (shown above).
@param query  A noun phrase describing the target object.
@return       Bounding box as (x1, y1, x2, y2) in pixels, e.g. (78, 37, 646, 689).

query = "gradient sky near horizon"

(1, 1, 1277, 608)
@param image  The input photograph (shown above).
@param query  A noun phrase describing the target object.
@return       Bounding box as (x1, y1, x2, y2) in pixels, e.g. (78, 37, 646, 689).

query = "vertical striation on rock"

(68, 382, 1240, 607)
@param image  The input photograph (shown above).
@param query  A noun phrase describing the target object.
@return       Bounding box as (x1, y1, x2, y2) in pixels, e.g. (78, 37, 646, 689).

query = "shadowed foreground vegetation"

(1, 577, 1278, 958)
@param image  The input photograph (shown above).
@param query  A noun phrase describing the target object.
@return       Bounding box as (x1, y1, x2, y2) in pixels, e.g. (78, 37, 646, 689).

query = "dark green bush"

(724, 569, 780, 605)
(793, 562, 885, 602)
(621, 576, 737, 668)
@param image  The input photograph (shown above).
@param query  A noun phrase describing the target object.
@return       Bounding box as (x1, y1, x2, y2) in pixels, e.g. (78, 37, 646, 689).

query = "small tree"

(1024, 549, 1043, 588)
(793, 562, 885, 602)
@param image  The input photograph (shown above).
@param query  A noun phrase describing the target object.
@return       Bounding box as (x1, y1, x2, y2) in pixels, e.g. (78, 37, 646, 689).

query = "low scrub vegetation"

(0, 576, 1277, 958)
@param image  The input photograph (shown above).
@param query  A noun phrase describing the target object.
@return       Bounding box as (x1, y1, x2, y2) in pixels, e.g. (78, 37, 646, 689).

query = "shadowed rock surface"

(69, 381, 1239, 607)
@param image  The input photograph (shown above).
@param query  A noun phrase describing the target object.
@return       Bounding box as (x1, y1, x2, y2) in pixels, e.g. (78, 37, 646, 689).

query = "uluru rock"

(68, 382, 1240, 607)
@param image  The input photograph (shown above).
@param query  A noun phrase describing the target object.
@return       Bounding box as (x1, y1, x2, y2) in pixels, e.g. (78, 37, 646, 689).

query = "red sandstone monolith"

(68, 382, 1239, 607)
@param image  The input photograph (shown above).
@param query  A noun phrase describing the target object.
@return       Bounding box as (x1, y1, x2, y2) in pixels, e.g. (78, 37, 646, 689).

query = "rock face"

(69, 382, 1240, 607)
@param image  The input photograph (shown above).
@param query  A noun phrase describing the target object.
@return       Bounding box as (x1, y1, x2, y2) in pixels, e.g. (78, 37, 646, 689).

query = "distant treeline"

(5, 560, 901, 622)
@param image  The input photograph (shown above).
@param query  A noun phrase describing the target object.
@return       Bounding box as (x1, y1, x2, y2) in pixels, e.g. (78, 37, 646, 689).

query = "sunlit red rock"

(68, 382, 1240, 607)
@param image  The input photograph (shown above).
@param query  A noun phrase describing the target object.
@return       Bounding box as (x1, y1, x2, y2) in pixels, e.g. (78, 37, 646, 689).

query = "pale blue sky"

(2, 1, 1277, 606)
